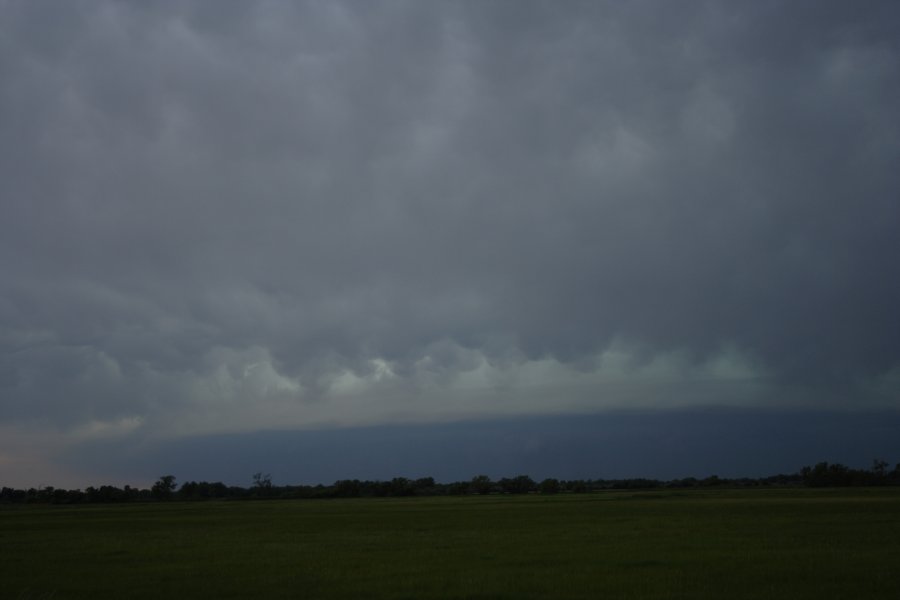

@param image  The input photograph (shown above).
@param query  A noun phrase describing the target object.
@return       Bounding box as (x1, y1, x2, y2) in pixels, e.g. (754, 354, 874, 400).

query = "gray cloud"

(1, 0, 899, 458)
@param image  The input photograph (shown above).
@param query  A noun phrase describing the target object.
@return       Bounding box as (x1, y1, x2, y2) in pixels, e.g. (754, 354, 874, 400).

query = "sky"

(2, 1, 899, 489)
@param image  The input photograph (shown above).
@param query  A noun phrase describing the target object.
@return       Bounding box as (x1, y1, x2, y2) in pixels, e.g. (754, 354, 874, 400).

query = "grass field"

(2, 487, 899, 599)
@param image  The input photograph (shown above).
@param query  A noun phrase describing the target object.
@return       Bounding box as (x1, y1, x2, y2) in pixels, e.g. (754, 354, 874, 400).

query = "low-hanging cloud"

(1, 0, 899, 461)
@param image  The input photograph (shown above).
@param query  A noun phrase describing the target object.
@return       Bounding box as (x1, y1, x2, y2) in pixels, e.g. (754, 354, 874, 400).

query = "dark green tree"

(333, 479, 362, 498)
(151, 475, 177, 500)
(566, 479, 589, 493)
(413, 477, 436, 495)
(389, 477, 414, 497)
(252, 472, 273, 497)
(499, 475, 536, 494)
(539, 478, 561, 495)
(470, 475, 492, 495)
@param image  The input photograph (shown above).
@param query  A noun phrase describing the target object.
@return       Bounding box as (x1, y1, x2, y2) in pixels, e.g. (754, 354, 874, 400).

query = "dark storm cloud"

(68, 409, 900, 487)
(1, 0, 899, 442)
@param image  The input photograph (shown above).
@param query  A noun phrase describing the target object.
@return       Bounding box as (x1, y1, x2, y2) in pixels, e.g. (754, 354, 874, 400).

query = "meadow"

(2, 487, 899, 599)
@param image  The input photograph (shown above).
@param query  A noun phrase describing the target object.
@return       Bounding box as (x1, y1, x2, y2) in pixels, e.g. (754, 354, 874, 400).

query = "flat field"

(2, 488, 899, 599)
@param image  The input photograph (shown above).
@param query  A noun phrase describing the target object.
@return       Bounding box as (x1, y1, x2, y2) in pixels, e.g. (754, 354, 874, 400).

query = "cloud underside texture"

(1, 1, 899, 439)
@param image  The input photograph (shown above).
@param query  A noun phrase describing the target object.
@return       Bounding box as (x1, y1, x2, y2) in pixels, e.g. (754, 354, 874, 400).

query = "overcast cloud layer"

(2, 1, 899, 486)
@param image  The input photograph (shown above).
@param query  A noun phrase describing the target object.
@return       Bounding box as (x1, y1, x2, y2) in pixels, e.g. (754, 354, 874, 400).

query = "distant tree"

(890, 463, 900, 485)
(446, 481, 469, 495)
(539, 478, 561, 495)
(333, 479, 362, 498)
(151, 475, 177, 500)
(252, 472, 273, 497)
(566, 479, 589, 493)
(516, 474, 536, 493)
(470, 475, 492, 495)
(179, 481, 197, 500)
(413, 477, 436, 495)
(702, 475, 722, 487)
(37, 486, 55, 503)
(800, 462, 867, 487)
(253, 472, 273, 489)
(499, 475, 536, 494)
(389, 477, 414, 497)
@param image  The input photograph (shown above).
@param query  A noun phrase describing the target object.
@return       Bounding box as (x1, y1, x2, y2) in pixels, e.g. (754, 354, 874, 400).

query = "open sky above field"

(2, 1, 899, 488)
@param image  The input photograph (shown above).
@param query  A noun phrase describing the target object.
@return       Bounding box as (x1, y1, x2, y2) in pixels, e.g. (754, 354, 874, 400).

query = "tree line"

(3, 461, 899, 505)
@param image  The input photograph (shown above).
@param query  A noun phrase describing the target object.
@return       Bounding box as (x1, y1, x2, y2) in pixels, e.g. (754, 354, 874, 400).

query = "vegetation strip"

(2, 489, 899, 599)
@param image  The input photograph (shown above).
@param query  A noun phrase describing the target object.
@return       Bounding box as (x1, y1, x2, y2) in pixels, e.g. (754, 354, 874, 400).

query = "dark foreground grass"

(2, 487, 899, 599)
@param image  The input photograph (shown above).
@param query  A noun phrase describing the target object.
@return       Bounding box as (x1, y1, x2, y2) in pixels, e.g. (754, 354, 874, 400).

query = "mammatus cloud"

(1, 2, 899, 484)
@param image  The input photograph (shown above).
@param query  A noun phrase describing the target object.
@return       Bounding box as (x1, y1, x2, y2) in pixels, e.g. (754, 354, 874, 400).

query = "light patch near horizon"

(10, 343, 772, 443)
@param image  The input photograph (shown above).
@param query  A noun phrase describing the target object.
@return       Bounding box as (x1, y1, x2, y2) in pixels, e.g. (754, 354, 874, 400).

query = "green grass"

(2, 488, 899, 599)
